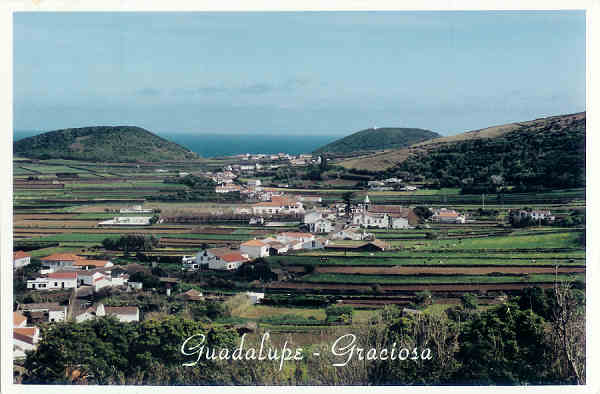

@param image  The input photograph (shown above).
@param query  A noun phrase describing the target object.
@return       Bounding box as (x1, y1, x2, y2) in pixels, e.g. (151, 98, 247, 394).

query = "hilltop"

(313, 127, 440, 154)
(339, 112, 585, 172)
(13, 126, 200, 162)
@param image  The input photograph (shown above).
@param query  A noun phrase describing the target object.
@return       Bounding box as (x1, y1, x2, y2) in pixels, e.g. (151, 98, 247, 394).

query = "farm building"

(13, 327, 40, 359)
(240, 240, 270, 259)
(193, 247, 250, 270)
(18, 303, 67, 323)
(119, 205, 153, 213)
(331, 227, 371, 241)
(431, 208, 466, 224)
(39, 253, 86, 273)
(27, 271, 78, 290)
(72, 259, 114, 270)
(98, 216, 153, 226)
(76, 303, 139, 323)
(13, 251, 31, 270)
(252, 196, 304, 216)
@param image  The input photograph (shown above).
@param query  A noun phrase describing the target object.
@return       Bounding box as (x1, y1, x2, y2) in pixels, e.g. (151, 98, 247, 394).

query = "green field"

(301, 273, 584, 285)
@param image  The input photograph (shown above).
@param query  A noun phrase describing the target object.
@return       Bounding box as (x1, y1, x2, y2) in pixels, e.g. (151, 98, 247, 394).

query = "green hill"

(13, 126, 200, 162)
(367, 112, 586, 192)
(313, 127, 440, 154)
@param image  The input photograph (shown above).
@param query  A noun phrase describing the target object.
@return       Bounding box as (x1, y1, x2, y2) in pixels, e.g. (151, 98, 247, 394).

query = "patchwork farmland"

(13, 158, 585, 317)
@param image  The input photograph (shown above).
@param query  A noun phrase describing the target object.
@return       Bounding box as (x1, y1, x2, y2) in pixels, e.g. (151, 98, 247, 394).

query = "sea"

(13, 130, 338, 158)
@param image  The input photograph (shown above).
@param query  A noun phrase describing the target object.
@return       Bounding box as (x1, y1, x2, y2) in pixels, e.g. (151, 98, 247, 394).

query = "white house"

(98, 216, 152, 226)
(331, 228, 370, 241)
(193, 248, 250, 270)
(18, 303, 67, 323)
(120, 205, 153, 214)
(72, 259, 114, 270)
(39, 253, 85, 273)
(252, 196, 304, 216)
(352, 211, 389, 229)
(389, 215, 411, 229)
(77, 270, 112, 291)
(27, 271, 78, 290)
(431, 208, 466, 224)
(211, 251, 248, 270)
(245, 292, 265, 304)
(276, 232, 315, 244)
(13, 251, 31, 270)
(310, 218, 334, 233)
(76, 303, 140, 323)
(13, 327, 40, 358)
(240, 240, 270, 259)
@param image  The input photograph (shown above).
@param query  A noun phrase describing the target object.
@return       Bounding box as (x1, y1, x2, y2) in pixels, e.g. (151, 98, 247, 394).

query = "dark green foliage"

(461, 293, 478, 309)
(453, 304, 553, 385)
(23, 316, 237, 384)
(413, 206, 433, 221)
(156, 175, 241, 202)
(14, 126, 199, 162)
(236, 258, 277, 282)
(325, 305, 353, 324)
(129, 271, 161, 289)
(415, 290, 433, 306)
(102, 234, 159, 252)
(314, 127, 440, 154)
(389, 116, 585, 190)
(258, 314, 324, 326)
(164, 174, 216, 190)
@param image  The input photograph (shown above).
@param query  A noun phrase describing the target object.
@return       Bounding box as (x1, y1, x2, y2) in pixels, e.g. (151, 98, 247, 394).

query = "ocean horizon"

(13, 130, 339, 158)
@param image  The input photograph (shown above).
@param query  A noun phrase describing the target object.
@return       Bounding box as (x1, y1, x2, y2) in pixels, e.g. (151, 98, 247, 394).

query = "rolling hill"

(338, 112, 586, 171)
(313, 127, 440, 154)
(13, 126, 200, 162)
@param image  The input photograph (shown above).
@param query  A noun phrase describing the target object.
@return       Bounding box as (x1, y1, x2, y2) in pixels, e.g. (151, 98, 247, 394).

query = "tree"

(453, 303, 552, 385)
(550, 280, 586, 384)
(342, 192, 355, 216)
(461, 293, 478, 310)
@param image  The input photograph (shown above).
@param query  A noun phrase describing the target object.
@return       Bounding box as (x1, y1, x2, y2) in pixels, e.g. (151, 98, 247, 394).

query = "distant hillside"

(339, 112, 585, 172)
(13, 126, 200, 162)
(313, 127, 440, 154)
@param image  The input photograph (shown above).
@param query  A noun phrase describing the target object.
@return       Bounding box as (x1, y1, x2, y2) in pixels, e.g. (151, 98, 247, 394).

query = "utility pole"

(482, 193, 485, 209)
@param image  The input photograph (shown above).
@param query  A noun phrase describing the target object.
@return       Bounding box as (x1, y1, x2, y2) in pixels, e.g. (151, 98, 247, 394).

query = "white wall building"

(13, 251, 31, 270)
(240, 240, 270, 259)
(27, 271, 78, 290)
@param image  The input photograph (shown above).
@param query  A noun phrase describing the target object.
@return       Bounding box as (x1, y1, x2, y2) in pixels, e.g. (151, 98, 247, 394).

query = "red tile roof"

(73, 260, 111, 267)
(221, 252, 247, 263)
(41, 253, 84, 262)
(207, 247, 235, 257)
(13, 327, 38, 344)
(47, 272, 78, 279)
(13, 312, 27, 326)
(13, 251, 30, 260)
(241, 239, 266, 247)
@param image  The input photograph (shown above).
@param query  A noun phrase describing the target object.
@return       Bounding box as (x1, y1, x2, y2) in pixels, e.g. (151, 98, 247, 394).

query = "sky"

(13, 11, 586, 136)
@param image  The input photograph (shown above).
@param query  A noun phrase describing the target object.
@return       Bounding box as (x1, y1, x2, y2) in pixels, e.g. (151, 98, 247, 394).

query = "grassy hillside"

(339, 112, 585, 171)
(314, 127, 440, 154)
(13, 126, 200, 162)
(377, 112, 585, 192)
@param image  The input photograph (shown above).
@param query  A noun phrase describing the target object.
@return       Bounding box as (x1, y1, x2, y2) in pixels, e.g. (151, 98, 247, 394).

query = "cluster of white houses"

(183, 232, 328, 271)
(24, 253, 132, 292)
